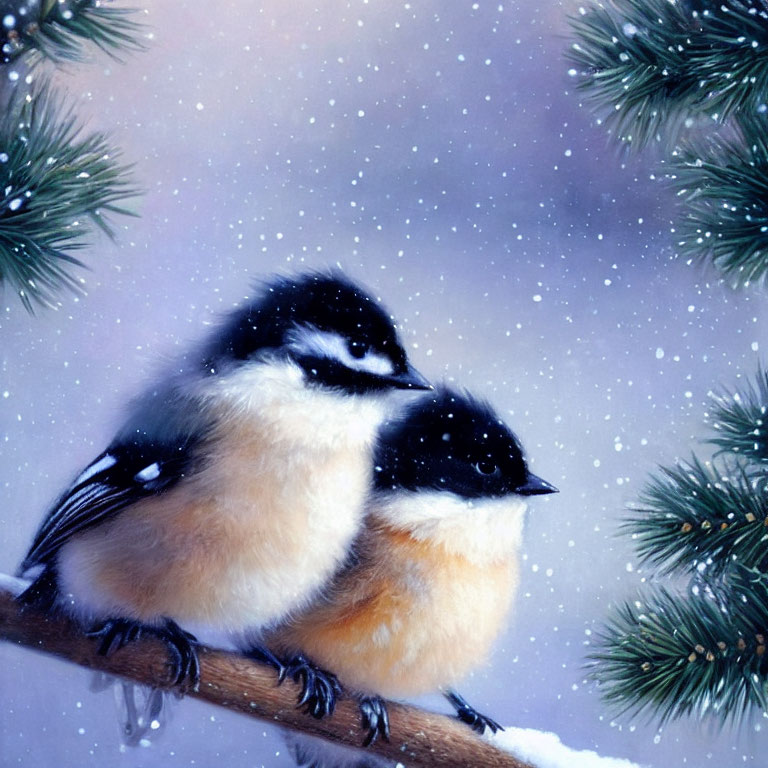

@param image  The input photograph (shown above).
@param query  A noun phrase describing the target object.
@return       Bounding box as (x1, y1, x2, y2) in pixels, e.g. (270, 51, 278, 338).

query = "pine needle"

(709, 368, 768, 464)
(626, 457, 768, 577)
(1, 1, 146, 65)
(0, 84, 139, 312)
(593, 364, 768, 724)
(589, 581, 768, 724)
(567, 0, 768, 150)
(668, 113, 768, 288)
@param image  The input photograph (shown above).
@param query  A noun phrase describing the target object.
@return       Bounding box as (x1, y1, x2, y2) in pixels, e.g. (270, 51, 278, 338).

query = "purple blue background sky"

(2, 1, 767, 765)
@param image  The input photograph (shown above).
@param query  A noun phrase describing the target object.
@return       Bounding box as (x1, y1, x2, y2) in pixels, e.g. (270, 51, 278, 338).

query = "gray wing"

(20, 379, 209, 573)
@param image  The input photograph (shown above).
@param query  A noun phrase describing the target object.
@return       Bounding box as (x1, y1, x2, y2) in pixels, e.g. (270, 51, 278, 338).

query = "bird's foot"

(87, 617, 143, 656)
(155, 619, 200, 690)
(87, 617, 200, 691)
(280, 653, 342, 719)
(445, 690, 503, 735)
(245, 644, 287, 677)
(359, 695, 390, 746)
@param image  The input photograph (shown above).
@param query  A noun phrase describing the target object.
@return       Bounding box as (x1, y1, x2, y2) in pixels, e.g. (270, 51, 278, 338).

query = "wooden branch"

(0, 583, 532, 768)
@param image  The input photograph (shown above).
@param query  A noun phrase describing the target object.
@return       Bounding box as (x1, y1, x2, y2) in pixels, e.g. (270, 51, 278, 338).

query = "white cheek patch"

(288, 326, 395, 377)
(370, 490, 529, 563)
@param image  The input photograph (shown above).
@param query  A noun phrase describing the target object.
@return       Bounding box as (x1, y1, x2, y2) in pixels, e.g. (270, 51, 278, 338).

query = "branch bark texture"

(0, 584, 532, 768)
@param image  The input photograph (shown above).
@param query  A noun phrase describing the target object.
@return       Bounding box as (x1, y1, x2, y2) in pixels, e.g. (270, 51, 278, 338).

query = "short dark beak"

(389, 362, 433, 390)
(516, 473, 558, 496)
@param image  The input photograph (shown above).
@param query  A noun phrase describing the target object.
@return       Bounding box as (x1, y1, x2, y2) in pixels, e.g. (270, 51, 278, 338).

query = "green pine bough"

(568, 0, 768, 288)
(567, 0, 768, 149)
(626, 457, 768, 578)
(668, 113, 768, 287)
(567, 0, 698, 148)
(709, 367, 768, 464)
(1, 0, 144, 64)
(592, 578, 768, 723)
(0, 86, 138, 311)
(591, 369, 768, 724)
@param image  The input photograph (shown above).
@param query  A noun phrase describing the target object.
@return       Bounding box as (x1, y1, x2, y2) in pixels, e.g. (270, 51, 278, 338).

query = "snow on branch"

(0, 579, 531, 768)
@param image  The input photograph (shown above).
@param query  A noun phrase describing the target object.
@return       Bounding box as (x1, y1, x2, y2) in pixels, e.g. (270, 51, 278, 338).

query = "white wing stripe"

(45, 484, 110, 528)
(38, 492, 132, 552)
(135, 462, 161, 482)
(74, 454, 117, 486)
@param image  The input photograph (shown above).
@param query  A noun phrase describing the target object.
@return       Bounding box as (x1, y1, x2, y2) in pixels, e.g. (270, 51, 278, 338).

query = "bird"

(17, 270, 431, 716)
(263, 387, 558, 748)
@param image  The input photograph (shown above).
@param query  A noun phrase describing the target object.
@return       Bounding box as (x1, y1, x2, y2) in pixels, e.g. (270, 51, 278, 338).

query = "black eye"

(348, 340, 369, 359)
(474, 460, 498, 476)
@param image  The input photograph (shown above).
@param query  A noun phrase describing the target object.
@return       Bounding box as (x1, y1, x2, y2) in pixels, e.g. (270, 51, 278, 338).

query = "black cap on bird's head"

(374, 388, 558, 500)
(205, 271, 431, 394)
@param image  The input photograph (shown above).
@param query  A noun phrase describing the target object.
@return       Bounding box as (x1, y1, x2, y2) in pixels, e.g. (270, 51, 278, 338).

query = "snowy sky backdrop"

(1, 0, 767, 765)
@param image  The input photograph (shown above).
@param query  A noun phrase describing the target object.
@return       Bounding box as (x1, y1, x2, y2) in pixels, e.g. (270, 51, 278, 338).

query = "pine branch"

(567, 0, 697, 148)
(668, 113, 768, 287)
(683, 1, 768, 122)
(0, 83, 138, 312)
(1, 1, 145, 65)
(594, 363, 768, 724)
(708, 367, 768, 464)
(589, 580, 768, 724)
(0, 582, 530, 768)
(626, 456, 768, 578)
(567, 0, 768, 149)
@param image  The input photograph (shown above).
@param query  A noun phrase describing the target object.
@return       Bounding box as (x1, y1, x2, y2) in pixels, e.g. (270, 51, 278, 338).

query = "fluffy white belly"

(56, 367, 385, 634)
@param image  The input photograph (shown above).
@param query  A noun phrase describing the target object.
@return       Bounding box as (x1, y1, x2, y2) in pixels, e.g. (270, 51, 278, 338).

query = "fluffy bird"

(265, 388, 557, 746)
(18, 271, 430, 712)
